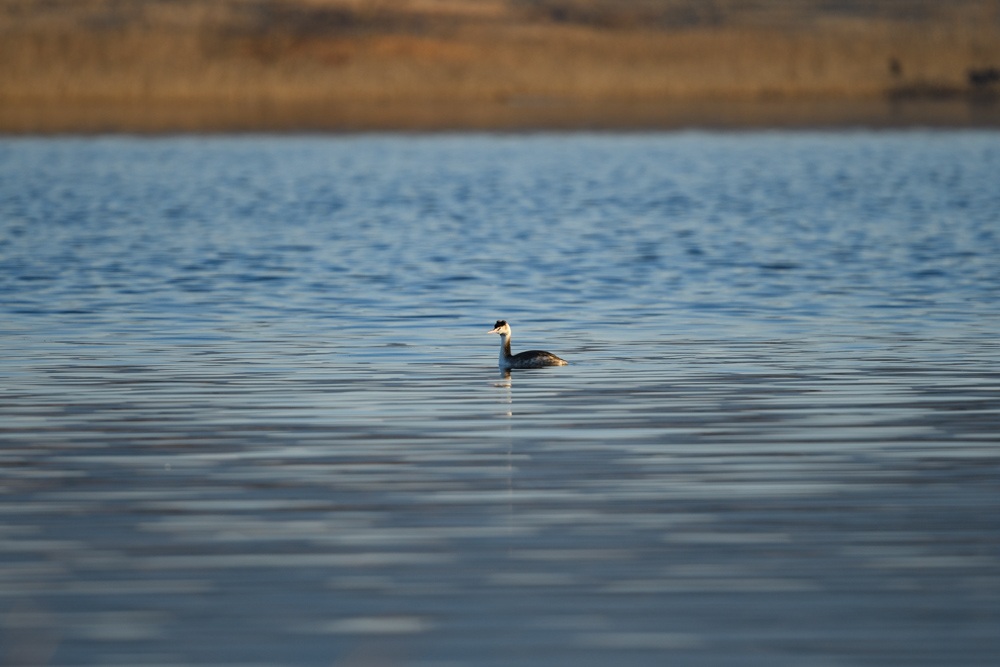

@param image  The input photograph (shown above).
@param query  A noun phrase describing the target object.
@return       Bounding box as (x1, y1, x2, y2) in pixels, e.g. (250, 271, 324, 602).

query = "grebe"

(487, 320, 567, 369)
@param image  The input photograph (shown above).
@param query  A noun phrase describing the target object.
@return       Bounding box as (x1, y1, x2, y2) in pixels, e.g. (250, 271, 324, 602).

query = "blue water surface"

(1, 132, 999, 666)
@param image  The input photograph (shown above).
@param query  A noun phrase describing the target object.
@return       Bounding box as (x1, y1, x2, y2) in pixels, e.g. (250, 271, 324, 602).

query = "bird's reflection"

(492, 370, 512, 414)
(489, 369, 514, 537)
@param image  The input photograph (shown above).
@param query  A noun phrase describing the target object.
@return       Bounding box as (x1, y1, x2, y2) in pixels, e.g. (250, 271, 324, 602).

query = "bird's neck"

(499, 333, 512, 359)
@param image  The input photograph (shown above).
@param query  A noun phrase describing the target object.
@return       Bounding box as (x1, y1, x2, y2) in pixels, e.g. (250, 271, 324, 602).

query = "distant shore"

(3, 0, 999, 132)
(2, 97, 998, 134)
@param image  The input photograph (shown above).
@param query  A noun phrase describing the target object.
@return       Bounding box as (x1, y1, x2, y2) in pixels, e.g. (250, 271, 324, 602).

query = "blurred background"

(2, 0, 999, 131)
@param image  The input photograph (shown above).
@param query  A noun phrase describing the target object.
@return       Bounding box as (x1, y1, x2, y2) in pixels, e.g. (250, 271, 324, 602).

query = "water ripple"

(1, 132, 999, 666)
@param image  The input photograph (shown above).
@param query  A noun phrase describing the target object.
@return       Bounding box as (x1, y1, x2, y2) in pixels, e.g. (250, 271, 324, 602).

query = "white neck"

(498, 332, 512, 366)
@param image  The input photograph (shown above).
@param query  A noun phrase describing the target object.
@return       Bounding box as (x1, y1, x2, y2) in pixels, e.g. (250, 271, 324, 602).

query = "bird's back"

(508, 350, 568, 368)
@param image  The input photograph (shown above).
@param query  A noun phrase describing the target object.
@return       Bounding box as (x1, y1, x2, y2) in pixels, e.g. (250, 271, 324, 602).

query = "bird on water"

(487, 320, 568, 369)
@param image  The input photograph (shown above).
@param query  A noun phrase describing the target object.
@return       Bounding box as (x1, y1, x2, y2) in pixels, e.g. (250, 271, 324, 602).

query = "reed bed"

(2, 0, 998, 130)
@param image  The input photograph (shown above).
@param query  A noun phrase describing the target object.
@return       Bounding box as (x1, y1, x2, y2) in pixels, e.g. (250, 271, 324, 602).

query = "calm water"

(1, 133, 999, 666)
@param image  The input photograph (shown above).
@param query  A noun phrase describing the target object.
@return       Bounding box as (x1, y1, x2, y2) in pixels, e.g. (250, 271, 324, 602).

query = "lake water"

(1, 132, 999, 666)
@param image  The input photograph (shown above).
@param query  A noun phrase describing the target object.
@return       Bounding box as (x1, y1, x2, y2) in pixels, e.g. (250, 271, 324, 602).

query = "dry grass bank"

(1, 0, 999, 130)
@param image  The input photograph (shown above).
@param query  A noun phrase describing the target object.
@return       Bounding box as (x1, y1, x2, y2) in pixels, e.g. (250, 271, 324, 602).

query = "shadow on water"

(0, 132, 999, 665)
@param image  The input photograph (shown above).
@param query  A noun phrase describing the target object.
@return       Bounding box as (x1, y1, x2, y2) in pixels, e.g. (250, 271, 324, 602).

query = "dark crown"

(494, 320, 507, 327)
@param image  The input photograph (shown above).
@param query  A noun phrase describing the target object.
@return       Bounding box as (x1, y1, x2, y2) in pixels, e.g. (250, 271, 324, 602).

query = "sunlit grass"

(1, 0, 998, 129)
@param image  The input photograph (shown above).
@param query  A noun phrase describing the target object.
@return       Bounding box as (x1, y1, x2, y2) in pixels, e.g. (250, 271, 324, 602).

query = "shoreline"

(3, 1, 999, 133)
(3, 97, 999, 134)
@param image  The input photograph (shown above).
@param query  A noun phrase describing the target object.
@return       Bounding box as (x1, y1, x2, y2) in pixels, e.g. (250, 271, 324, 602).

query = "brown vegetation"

(1, 0, 999, 131)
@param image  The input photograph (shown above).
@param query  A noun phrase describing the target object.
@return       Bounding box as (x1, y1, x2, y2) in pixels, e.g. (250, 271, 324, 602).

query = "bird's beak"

(487, 327, 500, 334)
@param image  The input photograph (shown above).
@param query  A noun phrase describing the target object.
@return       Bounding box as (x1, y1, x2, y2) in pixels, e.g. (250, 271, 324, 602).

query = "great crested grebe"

(487, 320, 568, 369)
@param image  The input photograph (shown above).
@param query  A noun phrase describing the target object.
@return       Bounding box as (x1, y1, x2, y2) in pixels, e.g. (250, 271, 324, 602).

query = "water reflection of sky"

(1, 132, 999, 665)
